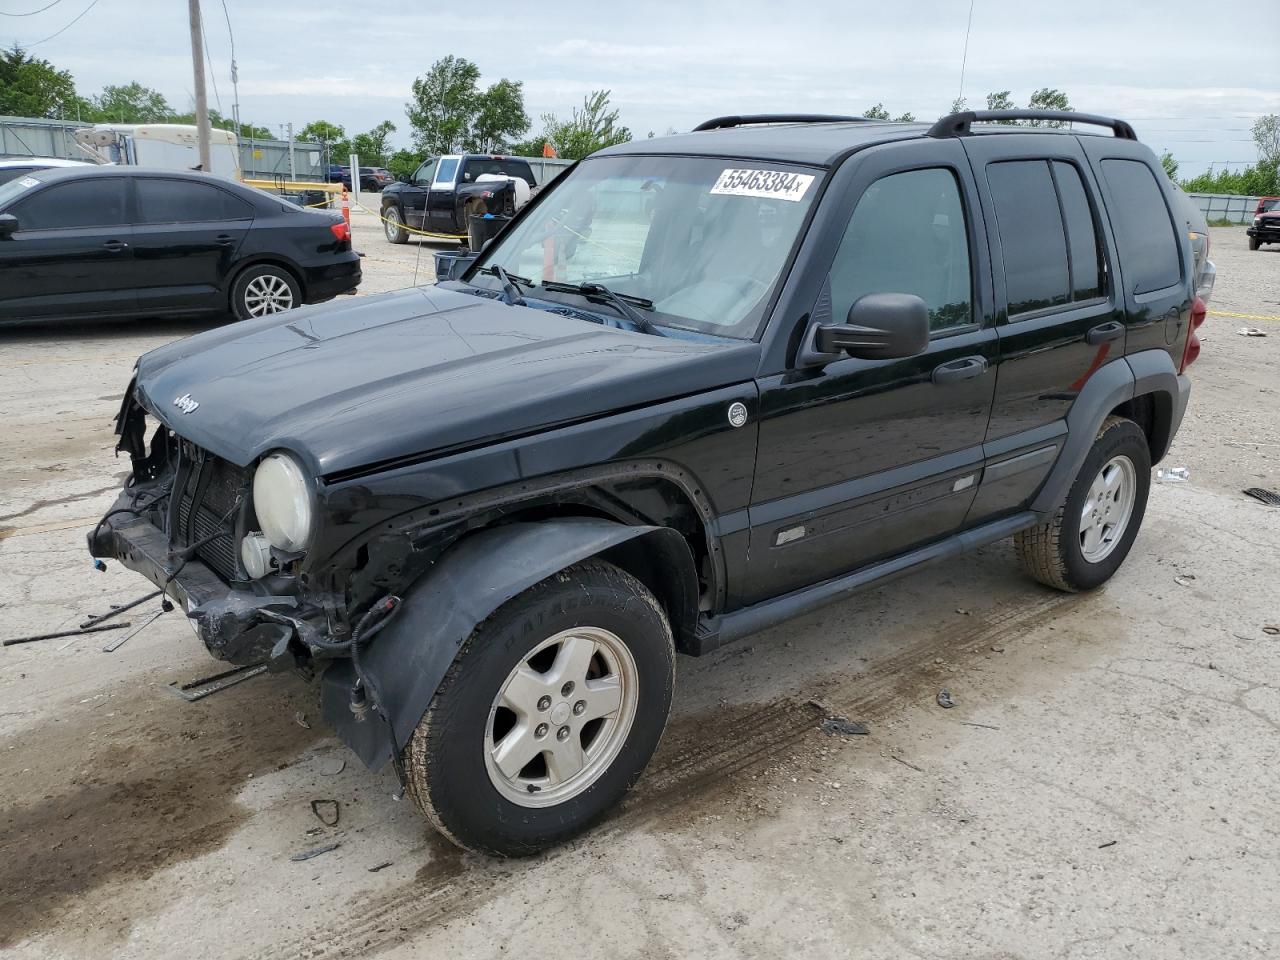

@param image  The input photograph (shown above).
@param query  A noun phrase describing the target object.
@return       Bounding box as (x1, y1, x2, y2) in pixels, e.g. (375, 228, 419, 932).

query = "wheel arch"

(321, 517, 697, 771)
(227, 256, 307, 305)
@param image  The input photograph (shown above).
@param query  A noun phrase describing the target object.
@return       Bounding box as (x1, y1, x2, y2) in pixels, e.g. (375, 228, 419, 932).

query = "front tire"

(230, 264, 301, 320)
(401, 559, 675, 857)
(1015, 416, 1151, 592)
(1249, 236, 1261, 251)
(383, 205, 409, 244)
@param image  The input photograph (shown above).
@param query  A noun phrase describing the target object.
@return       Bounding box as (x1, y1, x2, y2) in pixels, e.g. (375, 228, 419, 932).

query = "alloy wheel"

(243, 274, 295, 316)
(1079, 454, 1138, 563)
(484, 626, 639, 808)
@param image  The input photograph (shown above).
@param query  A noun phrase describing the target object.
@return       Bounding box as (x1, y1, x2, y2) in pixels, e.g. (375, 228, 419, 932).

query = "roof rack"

(926, 110, 1137, 140)
(693, 114, 866, 132)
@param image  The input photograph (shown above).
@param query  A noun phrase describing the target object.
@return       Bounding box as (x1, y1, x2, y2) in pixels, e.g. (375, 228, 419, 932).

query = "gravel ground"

(0, 223, 1277, 960)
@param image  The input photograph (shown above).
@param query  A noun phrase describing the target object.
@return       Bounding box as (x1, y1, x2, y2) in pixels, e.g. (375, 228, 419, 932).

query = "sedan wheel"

(242, 274, 295, 316)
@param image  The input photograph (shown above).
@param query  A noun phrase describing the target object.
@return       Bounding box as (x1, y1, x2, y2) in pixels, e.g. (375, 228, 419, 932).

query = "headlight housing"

(252, 451, 315, 552)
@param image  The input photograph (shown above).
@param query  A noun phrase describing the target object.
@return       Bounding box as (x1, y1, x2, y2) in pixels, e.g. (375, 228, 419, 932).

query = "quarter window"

(829, 167, 974, 334)
(12, 178, 128, 229)
(434, 158, 459, 184)
(136, 179, 253, 223)
(1098, 159, 1181, 294)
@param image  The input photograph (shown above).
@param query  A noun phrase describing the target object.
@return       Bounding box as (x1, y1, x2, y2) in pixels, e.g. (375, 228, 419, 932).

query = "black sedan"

(0, 167, 361, 324)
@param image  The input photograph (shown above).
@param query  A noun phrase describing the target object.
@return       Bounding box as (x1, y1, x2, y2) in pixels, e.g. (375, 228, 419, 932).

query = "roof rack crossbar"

(693, 114, 866, 132)
(926, 110, 1137, 140)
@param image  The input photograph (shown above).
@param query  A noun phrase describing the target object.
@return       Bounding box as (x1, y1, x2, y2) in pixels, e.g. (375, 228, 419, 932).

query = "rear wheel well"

(1109, 391, 1174, 465)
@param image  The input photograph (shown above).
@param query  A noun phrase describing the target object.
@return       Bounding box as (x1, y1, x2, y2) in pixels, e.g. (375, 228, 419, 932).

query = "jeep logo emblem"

(173, 393, 200, 415)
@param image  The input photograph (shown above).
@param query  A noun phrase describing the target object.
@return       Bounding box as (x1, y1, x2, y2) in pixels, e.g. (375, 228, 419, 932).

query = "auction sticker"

(710, 168, 814, 201)
(18, 177, 39, 188)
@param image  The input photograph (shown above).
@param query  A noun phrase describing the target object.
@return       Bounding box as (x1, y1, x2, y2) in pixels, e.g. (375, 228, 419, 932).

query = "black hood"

(135, 287, 759, 476)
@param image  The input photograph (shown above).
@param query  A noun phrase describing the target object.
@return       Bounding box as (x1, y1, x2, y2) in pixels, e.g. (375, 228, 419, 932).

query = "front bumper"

(1247, 225, 1280, 242)
(88, 494, 327, 665)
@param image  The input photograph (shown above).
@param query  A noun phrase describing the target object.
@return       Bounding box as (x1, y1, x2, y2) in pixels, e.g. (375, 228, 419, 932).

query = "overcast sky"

(5, 0, 1276, 173)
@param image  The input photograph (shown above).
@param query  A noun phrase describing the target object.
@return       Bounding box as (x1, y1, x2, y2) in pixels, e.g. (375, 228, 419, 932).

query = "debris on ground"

(1263, 625, 1280, 637)
(1156, 466, 1190, 483)
(102, 602, 172, 653)
(1098, 840, 1118, 849)
(167, 662, 267, 701)
(936, 689, 956, 709)
(294, 711, 312, 729)
(310, 799, 340, 827)
(1242, 487, 1280, 506)
(961, 721, 1001, 730)
(1174, 574, 1197, 587)
(368, 861, 394, 873)
(820, 717, 870, 736)
(890, 755, 924, 773)
(1236, 326, 1267, 337)
(3, 621, 131, 647)
(320, 757, 347, 776)
(290, 841, 340, 862)
(79, 589, 163, 629)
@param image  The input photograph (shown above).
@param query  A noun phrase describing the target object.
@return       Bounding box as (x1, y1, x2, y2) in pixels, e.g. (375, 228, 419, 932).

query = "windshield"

(1262, 199, 1280, 212)
(473, 154, 822, 338)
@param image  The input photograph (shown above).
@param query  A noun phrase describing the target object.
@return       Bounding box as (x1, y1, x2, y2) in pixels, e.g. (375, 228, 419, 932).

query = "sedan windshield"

(473, 154, 822, 338)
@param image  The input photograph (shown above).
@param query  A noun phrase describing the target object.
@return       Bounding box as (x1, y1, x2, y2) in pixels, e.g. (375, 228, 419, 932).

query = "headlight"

(252, 451, 315, 551)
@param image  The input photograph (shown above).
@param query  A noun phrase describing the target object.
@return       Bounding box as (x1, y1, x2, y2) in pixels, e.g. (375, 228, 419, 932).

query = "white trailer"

(74, 124, 241, 179)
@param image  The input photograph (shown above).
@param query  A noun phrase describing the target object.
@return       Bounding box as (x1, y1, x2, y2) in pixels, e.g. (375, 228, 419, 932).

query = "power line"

(26, 0, 100, 45)
(201, 19, 223, 114)
(957, 0, 976, 103)
(0, 0, 64, 15)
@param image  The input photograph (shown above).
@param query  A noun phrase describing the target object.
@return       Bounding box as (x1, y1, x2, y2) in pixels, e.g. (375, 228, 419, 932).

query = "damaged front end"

(88, 383, 337, 672)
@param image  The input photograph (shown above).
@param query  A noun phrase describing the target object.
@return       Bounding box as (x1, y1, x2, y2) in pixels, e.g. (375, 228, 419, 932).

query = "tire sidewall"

(1059, 420, 1151, 590)
(419, 565, 674, 856)
(230, 265, 300, 320)
(384, 205, 407, 243)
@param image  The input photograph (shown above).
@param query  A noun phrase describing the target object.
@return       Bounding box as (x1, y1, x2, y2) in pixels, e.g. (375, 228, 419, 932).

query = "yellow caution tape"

(349, 197, 469, 241)
(1208, 310, 1280, 323)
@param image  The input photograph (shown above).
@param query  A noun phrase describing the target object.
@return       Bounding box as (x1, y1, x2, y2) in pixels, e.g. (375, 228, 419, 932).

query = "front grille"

(172, 444, 248, 582)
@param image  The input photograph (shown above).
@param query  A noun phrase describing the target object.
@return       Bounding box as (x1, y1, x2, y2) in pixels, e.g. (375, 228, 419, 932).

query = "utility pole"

(188, 0, 213, 172)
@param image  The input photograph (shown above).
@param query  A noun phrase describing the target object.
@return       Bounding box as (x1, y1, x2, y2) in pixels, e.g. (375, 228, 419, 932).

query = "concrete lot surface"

(1, 221, 1277, 959)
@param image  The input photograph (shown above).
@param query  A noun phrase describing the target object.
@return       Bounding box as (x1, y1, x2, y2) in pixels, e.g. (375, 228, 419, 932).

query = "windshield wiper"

(541, 281, 664, 336)
(480, 264, 530, 306)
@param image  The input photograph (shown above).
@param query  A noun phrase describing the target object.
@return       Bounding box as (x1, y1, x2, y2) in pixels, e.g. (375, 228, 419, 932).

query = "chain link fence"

(1187, 193, 1268, 224)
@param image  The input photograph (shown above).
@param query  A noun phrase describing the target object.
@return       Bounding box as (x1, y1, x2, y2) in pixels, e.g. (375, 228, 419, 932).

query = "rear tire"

(401, 559, 675, 857)
(383, 205, 409, 244)
(1015, 416, 1151, 592)
(230, 264, 301, 320)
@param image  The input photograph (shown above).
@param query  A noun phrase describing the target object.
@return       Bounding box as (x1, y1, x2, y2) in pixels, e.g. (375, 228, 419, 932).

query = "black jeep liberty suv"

(91, 109, 1202, 856)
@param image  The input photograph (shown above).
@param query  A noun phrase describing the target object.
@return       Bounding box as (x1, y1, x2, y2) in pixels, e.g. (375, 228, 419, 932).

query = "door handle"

(102, 239, 128, 252)
(215, 234, 236, 246)
(932, 356, 988, 385)
(1086, 321, 1125, 345)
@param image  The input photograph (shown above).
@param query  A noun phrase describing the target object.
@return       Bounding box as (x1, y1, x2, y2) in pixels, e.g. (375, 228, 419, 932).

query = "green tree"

(540, 90, 630, 160)
(950, 96, 968, 113)
(1253, 114, 1280, 164)
(1159, 151, 1179, 180)
(406, 55, 481, 154)
(508, 135, 551, 158)
(1027, 87, 1072, 126)
(862, 102, 891, 120)
(0, 46, 76, 119)
(893, 111, 916, 122)
(985, 90, 1018, 122)
(386, 148, 420, 181)
(89, 82, 171, 123)
(349, 121, 397, 165)
(1180, 159, 1280, 197)
(470, 78, 530, 152)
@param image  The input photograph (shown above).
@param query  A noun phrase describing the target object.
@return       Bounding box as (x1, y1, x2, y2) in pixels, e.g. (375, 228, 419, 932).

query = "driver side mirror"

(397, 173, 408, 183)
(0, 213, 17, 239)
(812, 292, 930, 360)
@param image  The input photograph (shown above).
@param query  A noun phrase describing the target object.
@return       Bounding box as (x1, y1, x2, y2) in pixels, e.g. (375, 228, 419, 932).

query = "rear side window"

(463, 158, 536, 186)
(12, 178, 128, 229)
(986, 161, 1070, 315)
(435, 158, 459, 184)
(136, 179, 253, 223)
(1098, 159, 1181, 294)
(829, 167, 973, 333)
(1051, 162, 1104, 301)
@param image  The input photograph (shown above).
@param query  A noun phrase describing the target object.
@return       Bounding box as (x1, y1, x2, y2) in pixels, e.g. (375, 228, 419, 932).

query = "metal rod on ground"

(103, 606, 169, 653)
(4, 622, 131, 647)
(79, 589, 163, 629)
(188, 0, 213, 172)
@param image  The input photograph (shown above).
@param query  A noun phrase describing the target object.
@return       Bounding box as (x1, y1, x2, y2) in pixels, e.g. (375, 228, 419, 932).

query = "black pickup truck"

(91, 110, 1201, 857)
(379, 153, 539, 241)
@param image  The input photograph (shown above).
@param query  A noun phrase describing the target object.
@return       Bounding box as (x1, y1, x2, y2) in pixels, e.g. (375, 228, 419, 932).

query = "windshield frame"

(464, 153, 829, 341)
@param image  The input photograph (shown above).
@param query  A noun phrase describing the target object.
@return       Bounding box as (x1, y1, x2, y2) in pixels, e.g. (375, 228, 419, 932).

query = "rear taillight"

(329, 220, 350, 243)
(1181, 295, 1206, 372)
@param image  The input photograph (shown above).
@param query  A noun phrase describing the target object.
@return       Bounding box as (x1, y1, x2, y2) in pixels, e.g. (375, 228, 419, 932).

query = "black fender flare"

(321, 517, 696, 770)
(1031, 349, 1186, 514)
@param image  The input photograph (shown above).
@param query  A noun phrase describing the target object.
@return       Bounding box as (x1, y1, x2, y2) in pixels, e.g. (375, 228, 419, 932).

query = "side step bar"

(691, 511, 1040, 655)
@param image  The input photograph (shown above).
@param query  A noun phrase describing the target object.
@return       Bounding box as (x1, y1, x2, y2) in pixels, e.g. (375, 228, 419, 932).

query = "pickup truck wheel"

(1014, 415, 1151, 592)
(400, 559, 675, 857)
(383, 206, 409, 244)
(230, 265, 300, 320)
(1248, 236, 1260, 251)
